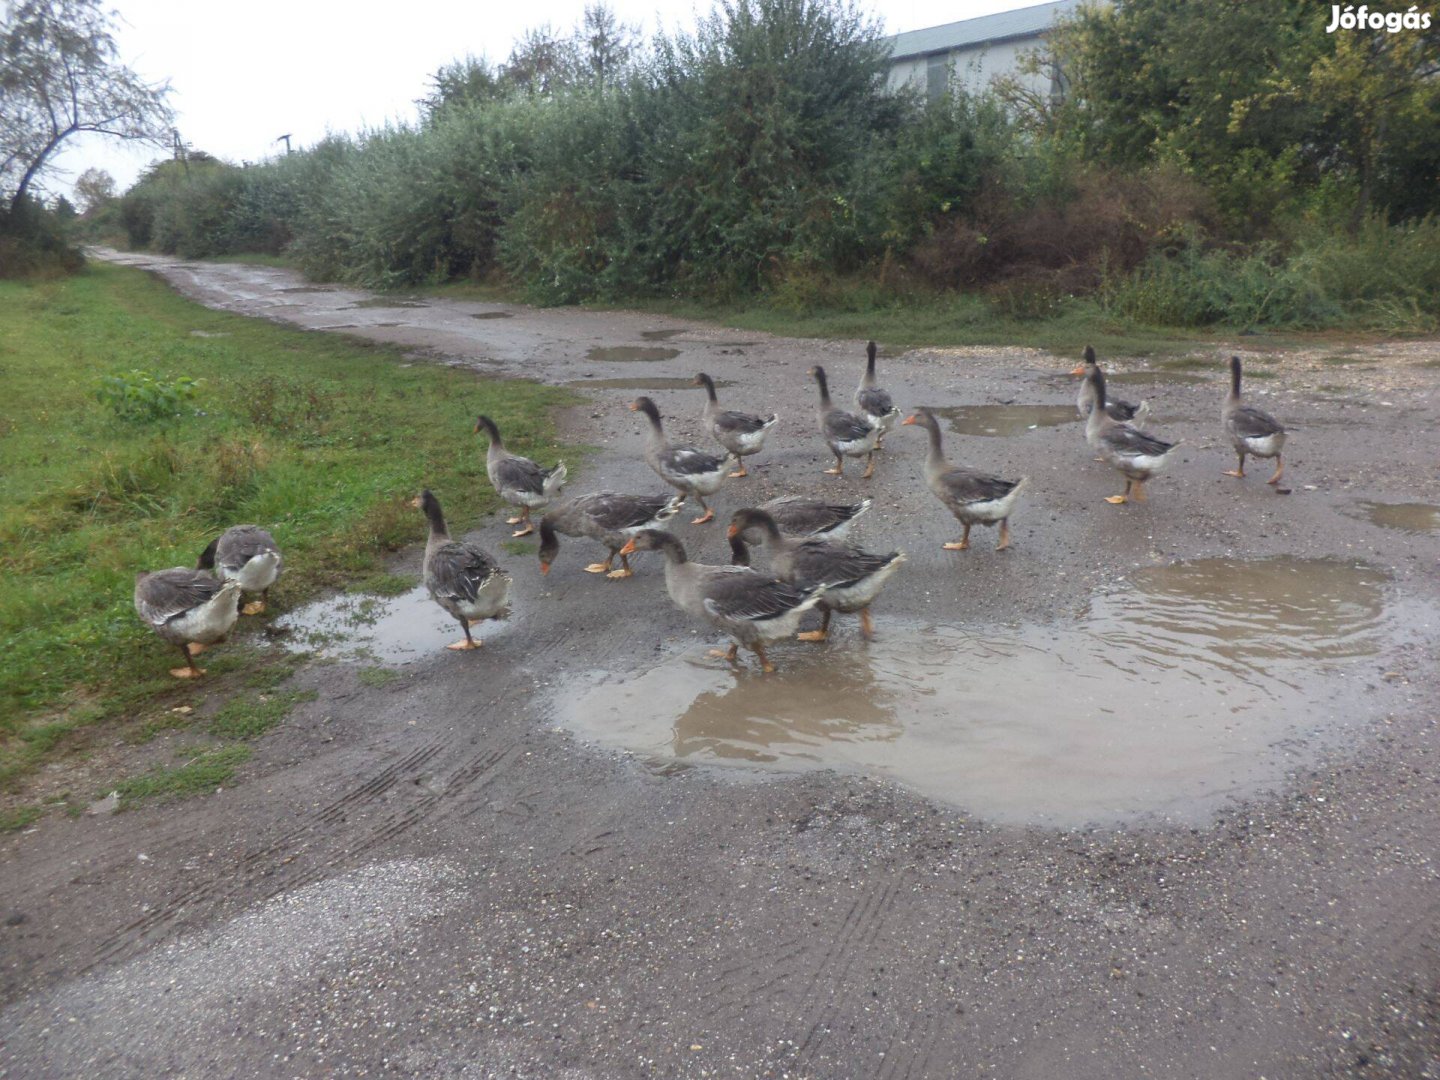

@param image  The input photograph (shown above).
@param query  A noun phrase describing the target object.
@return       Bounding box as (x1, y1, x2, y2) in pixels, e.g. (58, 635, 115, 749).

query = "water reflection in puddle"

(276, 586, 503, 663)
(554, 558, 1414, 827)
(470, 311, 513, 320)
(1357, 501, 1440, 532)
(347, 298, 429, 309)
(930, 405, 1077, 437)
(586, 346, 682, 363)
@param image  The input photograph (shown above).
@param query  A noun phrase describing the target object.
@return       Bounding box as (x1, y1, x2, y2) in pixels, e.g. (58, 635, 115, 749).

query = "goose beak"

(627, 401, 639, 411)
(901, 415, 917, 426)
(1069, 364, 1087, 376)
(619, 538, 638, 556)
(407, 495, 421, 508)
(725, 524, 739, 538)
(539, 561, 551, 575)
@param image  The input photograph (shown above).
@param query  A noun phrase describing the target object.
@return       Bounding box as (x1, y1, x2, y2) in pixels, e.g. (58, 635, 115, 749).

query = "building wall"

(886, 37, 1055, 100)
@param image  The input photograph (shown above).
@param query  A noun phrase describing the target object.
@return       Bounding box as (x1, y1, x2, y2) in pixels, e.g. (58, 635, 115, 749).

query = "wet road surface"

(2, 251, 1439, 1078)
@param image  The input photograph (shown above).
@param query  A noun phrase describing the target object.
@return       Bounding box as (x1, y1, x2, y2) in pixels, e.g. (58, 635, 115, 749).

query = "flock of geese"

(133, 344, 1287, 676)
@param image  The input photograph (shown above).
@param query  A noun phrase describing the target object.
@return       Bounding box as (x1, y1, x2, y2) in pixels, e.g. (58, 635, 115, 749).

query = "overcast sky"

(48, 0, 1032, 200)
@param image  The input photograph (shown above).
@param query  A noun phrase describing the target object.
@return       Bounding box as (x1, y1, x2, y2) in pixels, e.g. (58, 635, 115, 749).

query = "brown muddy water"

(1357, 501, 1440, 532)
(586, 346, 682, 363)
(930, 404, 1078, 437)
(565, 377, 733, 391)
(553, 557, 1424, 827)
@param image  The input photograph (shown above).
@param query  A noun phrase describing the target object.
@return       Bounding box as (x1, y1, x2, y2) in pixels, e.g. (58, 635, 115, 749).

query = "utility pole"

(275, 134, 292, 155)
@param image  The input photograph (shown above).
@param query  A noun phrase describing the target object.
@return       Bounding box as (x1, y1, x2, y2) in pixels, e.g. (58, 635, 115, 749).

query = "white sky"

(48, 0, 1031, 200)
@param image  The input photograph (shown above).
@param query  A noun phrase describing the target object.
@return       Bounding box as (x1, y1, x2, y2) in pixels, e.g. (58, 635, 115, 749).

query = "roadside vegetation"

(0, 262, 577, 809)
(75, 0, 1440, 339)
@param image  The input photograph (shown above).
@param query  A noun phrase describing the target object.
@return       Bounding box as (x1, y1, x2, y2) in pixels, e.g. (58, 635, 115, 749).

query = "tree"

(72, 164, 114, 211)
(579, 3, 639, 88)
(1, 0, 173, 212)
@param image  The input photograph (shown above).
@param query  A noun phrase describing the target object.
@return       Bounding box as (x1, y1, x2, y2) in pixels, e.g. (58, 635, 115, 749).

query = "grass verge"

(0, 261, 578, 794)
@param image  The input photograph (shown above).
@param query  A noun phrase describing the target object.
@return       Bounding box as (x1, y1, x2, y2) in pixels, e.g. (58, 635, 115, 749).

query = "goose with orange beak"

(619, 529, 826, 673)
(810, 365, 879, 479)
(411, 489, 511, 650)
(537, 491, 684, 579)
(630, 396, 734, 524)
(1082, 366, 1181, 505)
(903, 409, 1026, 550)
(1072, 345, 1148, 425)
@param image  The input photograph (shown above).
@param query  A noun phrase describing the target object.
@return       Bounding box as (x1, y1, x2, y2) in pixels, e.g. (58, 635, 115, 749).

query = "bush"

(0, 197, 85, 279)
(95, 369, 202, 422)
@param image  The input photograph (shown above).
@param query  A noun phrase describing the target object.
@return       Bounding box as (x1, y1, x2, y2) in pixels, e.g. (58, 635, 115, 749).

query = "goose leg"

(728, 460, 749, 479)
(996, 519, 1012, 551)
(447, 619, 482, 651)
(1223, 451, 1246, 478)
(511, 506, 534, 538)
(691, 495, 715, 526)
(944, 523, 972, 551)
(797, 607, 832, 642)
(1132, 480, 1148, 503)
(861, 451, 876, 480)
(1105, 480, 1132, 505)
(751, 642, 776, 674)
(858, 608, 875, 641)
(606, 551, 634, 579)
(170, 644, 205, 679)
(242, 590, 267, 616)
(187, 641, 209, 656)
(824, 454, 844, 477)
(707, 643, 740, 663)
(1266, 455, 1284, 486)
(584, 551, 615, 574)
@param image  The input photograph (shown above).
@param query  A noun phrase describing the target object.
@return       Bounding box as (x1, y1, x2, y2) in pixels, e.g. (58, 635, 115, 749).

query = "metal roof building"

(886, 0, 1085, 100)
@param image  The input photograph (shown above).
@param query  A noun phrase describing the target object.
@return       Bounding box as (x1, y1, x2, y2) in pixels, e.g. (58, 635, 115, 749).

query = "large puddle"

(1357, 501, 1440, 532)
(930, 404, 1077, 437)
(586, 346, 681, 363)
(553, 558, 1420, 827)
(275, 586, 506, 663)
(565, 377, 731, 391)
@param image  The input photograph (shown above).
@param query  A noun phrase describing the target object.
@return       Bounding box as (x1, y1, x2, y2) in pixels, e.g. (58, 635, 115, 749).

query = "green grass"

(357, 667, 404, 688)
(0, 262, 579, 789)
(112, 745, 253, 807)
(0, 805, 43, 832)
(207, 689, 318, 740)
(346, 572, 418, 597)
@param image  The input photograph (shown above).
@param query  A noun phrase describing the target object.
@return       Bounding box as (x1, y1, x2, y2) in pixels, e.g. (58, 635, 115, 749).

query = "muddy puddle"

(276, 586, 505, 663)
(554, 558, 1421, 827)
(565, 377, 732, 391)
(586, 346, 681, 363)
(1357, 501, 1440, 532)
(347, 298, 429, 309)
(930, 404, 1077, 437)
(470, 311, 512, 320)
(1042, 370, 1207, 388)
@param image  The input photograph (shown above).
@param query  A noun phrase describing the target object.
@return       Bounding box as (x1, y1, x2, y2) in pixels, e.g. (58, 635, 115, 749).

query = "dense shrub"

(0, 197, 85, 278)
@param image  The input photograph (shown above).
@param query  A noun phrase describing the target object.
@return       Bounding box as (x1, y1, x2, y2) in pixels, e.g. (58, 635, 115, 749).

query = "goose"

(1072, 346, 1148, 424)
(810, 365, 878, 478)
(196, 525, 283, 615)
(630, 396, 733, 524)
(694, 372, 777, 478)
(1222, 355, 1287, 485)
(537, 491, 685, 579)
(134, 568, 242, 678)
(752, 495, 872, 541)
(855, 341, 901, 447)
(619, 529, 826, 673)
(727, 508, 904, 641)
(475, 414, 567, 537)
(902, 409, 1026, 550)
(1084, 367, 1182, 504)
(412, 489, 511, 650)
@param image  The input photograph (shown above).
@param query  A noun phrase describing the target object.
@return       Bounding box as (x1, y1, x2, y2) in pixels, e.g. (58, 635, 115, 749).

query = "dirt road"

(2, 251, 1438, 1078)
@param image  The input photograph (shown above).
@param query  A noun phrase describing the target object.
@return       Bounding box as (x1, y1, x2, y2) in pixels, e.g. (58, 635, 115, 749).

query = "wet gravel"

(1, 251, 1437, 1078)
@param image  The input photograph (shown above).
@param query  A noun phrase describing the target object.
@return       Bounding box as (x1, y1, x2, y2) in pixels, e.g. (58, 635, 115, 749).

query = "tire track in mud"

(695, 940, 810, 1024)
(791, 870, 912, 1073)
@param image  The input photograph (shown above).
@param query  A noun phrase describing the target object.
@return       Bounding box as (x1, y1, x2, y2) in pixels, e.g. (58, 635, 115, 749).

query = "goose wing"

(1101, 425, 1177, 459)
(215, 525, 280, 571)
(856, 386, 895, 417)
(581, 492, 682, 530)
(493, 454, 548, 496)
(660, 446, 726, 477)
(135, 568, 229, 627)
(428, 541, 503, 604)
(1228, 404, 1284, 439)
(937, 466, 1021, 504)
(761, 496, 871, 537)
(789, 541, 900, 590)
(698, 567, 817, 623)
(824, 409, 874, 443)
(713, 409, 773, 436)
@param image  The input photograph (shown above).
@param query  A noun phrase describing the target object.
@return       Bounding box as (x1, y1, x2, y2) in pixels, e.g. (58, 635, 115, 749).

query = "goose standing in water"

(630, 396, 733, 524)
(537, 491, 684, 579)
(727, 507, 904, 642)
(196, 525, 283, 615)
(694, 372, 777, 478)
(1083, 367, 1181, 505)
(134, 568, 242, 678)
(903, 409, 1026, 550)
(412, 489, 511, 650)
(1222, 355, 1287, 485)
(810, 365, 878, 479)
(619, 529, 826, 673)
(475, 414, 567, 538)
